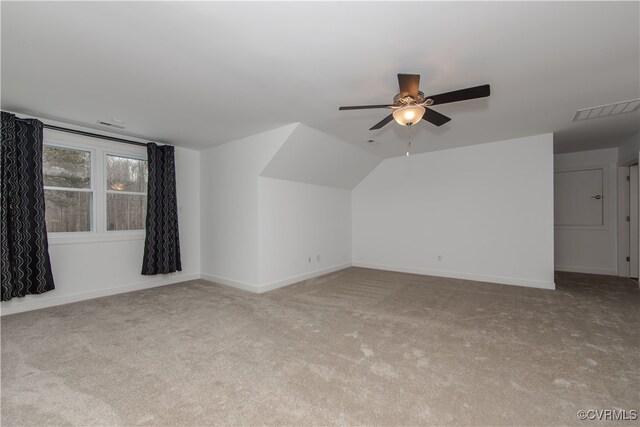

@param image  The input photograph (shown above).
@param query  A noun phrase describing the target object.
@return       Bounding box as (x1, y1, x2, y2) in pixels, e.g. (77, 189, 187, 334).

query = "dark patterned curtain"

(142, 143, 182, 275)
(1, 112, 55, 301)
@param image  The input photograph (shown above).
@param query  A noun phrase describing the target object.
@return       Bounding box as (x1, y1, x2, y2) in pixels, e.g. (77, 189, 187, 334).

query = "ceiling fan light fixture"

(339, 74, 490, 130)
(393, 105, 425, 126)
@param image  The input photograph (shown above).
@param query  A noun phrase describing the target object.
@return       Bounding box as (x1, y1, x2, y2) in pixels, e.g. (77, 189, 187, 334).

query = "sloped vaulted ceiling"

(260, 124, 382, 190)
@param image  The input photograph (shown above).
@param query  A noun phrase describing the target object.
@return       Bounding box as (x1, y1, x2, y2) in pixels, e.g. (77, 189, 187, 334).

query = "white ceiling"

(2, 2, 639, 157)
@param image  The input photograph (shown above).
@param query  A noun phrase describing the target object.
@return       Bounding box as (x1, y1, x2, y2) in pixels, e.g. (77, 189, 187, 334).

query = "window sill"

(48, 233, 145, 245)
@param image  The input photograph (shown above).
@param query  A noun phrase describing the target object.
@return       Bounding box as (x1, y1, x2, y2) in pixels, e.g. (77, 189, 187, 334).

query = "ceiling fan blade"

(428, 84, 490, 105)
(422, 108, 451, 127)
(369, 114, 394, 130)
(339, 104, 390, 110)
(398, 74, 420, 99)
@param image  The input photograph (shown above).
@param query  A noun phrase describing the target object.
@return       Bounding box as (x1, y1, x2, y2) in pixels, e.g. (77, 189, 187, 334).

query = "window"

(43, 145, 93, 232)
(42, 130, 148, 237)
(106, 155, 148, 231)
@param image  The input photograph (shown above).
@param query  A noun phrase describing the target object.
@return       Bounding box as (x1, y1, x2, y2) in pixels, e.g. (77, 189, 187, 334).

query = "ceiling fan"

(339, 74, 490, 130)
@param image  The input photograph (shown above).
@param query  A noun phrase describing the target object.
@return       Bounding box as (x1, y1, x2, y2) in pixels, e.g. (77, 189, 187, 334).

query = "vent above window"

(97, 120, 126, 129)
(573, 99, 640, 121)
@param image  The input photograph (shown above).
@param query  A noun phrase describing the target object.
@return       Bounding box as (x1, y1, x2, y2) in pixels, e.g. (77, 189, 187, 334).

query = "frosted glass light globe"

(392, 105, 426, 126)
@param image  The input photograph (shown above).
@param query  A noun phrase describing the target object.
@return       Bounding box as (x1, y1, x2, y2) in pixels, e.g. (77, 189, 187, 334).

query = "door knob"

(591, 195, 602, 200)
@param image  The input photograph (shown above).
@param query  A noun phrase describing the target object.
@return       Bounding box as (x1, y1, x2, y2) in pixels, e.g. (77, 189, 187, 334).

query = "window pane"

(107, 155, 147, 192)
(107, 193, 147, 231)
(45, 190, 92, 232)
(43, 146, 91, 189)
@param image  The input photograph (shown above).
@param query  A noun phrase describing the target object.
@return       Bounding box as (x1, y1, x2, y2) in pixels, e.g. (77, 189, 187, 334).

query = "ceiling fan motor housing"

(392, 92, 433, 108)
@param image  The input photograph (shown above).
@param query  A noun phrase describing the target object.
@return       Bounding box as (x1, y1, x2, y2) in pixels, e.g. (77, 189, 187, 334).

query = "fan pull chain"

(406, 124, 412, 156)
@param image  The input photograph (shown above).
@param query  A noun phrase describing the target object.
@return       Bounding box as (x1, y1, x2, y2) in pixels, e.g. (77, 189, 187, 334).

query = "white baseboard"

(2, 261, 558, 316)
(199, 273, 260, 293)
(554, 265, 618, 276)
(201, 263, 352, 294)
(352, 262, 555, 290)
(3, 264, 354, 316)
(257, 263, 352, 293)
(0, 272, 201, 316)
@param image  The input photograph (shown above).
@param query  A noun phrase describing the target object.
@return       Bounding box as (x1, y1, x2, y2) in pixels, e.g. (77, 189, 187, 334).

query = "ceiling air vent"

(573, 99, 640, 121)
(96, 120, 126, 129)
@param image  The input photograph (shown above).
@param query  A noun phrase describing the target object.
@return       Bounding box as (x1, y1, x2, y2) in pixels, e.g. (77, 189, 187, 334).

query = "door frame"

(630, 165, 639, 278)
(617, 161, 639, 278)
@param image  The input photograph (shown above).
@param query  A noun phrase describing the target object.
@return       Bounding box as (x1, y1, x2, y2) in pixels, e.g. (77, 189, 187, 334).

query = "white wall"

(1, 143, 201, 315)
(352, 134, 555, 289)
(199, 125, 297, 288)
(258, 177, 351, 290)
(3, 121, 567, 316)
(618, 133, 640, 165)
(554, 148, 618, 275)
(200, 124, 355, 292)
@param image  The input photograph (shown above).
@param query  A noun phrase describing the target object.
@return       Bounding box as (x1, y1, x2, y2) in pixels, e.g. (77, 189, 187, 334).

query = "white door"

(630, 165, 638, 278)
(554, 169, 604, 226)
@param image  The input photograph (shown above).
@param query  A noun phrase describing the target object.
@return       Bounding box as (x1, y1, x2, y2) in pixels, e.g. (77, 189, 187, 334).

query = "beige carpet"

(1, 268, 638, 426)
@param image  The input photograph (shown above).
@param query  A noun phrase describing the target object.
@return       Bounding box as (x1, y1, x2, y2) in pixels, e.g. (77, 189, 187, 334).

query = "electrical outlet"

(437, 255, 443, 262)
(316, 255, 321, 262)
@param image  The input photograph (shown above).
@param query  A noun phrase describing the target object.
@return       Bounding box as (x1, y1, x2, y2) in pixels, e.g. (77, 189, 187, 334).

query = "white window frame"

(43, 140, 97, 237)
(104, 151, 148, 234)
(43, 128, 148, 244)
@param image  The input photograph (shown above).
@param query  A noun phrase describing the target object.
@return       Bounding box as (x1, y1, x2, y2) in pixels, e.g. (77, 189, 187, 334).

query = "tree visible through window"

(43, 144, 149, 234)
(106, 155, 148, 231)
(43, 145, 92, 232)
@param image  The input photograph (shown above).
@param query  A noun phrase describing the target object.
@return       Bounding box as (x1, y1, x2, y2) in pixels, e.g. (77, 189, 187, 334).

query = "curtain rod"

(43, 124, 149, 147)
